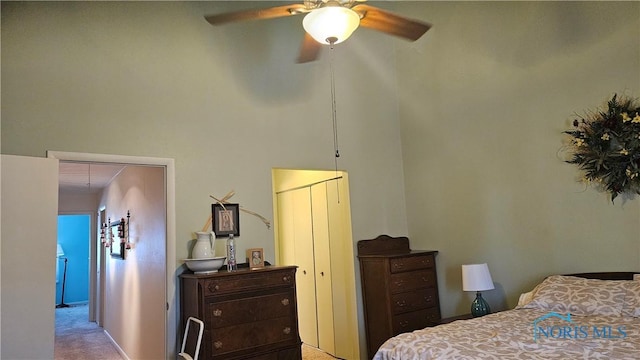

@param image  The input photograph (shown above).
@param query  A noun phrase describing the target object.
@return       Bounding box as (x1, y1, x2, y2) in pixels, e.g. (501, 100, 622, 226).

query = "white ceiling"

(58, 162, 125, 194)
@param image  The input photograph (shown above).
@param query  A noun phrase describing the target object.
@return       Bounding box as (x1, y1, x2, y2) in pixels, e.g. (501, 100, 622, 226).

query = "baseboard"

(104, 329, 130, 360)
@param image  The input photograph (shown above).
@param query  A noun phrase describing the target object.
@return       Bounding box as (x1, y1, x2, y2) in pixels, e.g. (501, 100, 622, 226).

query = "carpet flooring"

(55, 304, 338, 360)
(55, 304, 123, 360)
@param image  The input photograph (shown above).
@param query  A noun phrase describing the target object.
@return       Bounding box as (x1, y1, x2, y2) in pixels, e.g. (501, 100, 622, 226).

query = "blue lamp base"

(471, 291, 491, 317)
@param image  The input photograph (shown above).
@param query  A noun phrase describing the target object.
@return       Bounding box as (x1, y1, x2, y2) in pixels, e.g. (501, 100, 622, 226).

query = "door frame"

(47, 151, 177, 357)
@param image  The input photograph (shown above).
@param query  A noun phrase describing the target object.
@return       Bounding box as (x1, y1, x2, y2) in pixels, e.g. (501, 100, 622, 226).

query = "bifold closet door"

(290, 187, 319, 347)
(311, 182, 335, 355)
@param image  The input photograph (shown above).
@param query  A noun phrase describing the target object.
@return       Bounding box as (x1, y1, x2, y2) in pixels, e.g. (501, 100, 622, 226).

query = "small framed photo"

(247, 248, 264, 269)
(212, 203, 240, 238)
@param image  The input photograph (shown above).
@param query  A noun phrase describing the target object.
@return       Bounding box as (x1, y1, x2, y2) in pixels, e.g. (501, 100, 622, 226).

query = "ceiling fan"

(204, 0, 432, 63)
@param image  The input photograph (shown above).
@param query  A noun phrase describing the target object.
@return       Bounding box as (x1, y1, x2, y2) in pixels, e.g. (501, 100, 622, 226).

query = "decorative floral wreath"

(564, 94, 640, 202)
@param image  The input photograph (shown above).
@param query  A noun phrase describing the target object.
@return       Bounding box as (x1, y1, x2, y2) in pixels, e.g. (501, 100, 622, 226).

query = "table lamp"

(462, 263, 494, 317)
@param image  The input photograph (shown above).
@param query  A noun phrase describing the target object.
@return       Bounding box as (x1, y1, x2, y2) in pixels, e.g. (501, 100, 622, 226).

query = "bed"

(373, 272, 640, 360)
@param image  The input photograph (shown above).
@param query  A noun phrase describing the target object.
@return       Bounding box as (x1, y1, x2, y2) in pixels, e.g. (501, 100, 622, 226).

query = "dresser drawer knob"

(213, 309, 222, 317)
(394, 280, 405, 287)
(208, 283, 220, 292)
(399, 320, 409, 328)
(393, 262, 404, 269)
(283, 275, 292, 283)
(396, 300, 406, 308)
(281, 298, 290, 306)
(214, 341, 223, 349)
(283, 327, 291, 335)
(424, 295, 433, 303)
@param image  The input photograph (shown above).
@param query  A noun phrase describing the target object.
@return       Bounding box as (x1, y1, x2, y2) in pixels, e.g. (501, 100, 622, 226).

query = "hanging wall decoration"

(109, 211, 130, 259)
(563, 94, 640, 202)
(198, 190, 272, 234)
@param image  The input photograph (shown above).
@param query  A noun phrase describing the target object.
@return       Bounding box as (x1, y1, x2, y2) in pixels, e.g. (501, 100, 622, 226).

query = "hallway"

(55, 304, 123, 360)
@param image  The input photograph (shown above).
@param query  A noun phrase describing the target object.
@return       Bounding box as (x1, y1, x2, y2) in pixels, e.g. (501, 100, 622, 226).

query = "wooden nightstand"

(440, 314, 473, 324)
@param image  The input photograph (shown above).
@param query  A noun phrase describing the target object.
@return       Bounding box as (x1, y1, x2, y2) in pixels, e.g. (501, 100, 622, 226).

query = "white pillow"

(519, 275, 628, 316)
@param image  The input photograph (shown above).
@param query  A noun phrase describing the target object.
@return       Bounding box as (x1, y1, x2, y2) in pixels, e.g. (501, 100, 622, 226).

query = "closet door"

(311, 183, 335, 354)
(326, 177, 357, 359)
(291, 187, 319, 347)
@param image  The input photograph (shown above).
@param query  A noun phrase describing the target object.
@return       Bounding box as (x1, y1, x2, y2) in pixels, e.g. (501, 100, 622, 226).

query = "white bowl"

(183, 256, 227, 274)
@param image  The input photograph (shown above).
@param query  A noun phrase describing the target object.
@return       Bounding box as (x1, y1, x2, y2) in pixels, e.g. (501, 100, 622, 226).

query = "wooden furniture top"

(357, 234, 437, 257)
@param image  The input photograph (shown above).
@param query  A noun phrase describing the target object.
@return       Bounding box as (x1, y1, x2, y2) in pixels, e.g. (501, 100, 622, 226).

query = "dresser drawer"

(389, 270, 436, 294)
(211, 316, 297, 356)
(204, 269, 295, 296)
(391, 287, 438, 314)
(207, 291, 295, 328)
(392, 307, 440, 334)
(389, 254, 435, 273)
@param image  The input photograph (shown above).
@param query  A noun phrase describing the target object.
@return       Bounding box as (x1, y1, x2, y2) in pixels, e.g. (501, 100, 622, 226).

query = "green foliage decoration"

(564, 94, 640, 202)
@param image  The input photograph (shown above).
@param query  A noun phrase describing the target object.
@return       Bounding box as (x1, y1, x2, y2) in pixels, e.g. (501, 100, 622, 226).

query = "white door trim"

(47, 151, 177, 358)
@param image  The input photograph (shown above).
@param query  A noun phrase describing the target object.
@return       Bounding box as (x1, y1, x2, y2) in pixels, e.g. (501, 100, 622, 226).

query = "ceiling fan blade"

(297, 32, 322, 63)
(205, 3, 308, 25)
(352, 4, 431, 41)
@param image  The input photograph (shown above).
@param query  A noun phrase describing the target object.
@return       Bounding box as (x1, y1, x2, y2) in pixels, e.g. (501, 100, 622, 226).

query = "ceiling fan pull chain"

(330, 43, 340, 162)
(329, 42, 341, 204)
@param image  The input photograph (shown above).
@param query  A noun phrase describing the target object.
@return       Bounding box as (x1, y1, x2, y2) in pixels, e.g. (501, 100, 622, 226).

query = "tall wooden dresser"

(179, 266, 302, 360)
(357, 235, 440, 359)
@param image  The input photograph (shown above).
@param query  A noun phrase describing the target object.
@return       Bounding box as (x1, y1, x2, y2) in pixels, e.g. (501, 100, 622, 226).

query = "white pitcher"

(192, 231, 216, 259)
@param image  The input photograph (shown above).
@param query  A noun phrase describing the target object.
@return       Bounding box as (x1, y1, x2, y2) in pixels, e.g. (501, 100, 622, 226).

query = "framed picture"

(110, 219, 125, 260)
(247, 248, 264, 269)
(212, 203, 240, 238)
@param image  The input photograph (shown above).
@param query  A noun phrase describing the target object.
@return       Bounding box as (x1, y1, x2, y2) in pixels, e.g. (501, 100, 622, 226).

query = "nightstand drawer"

(392, 307, 440, 334)
(204, 269, 295, 296)
(211, 316, 297, 356)
(207, 291, 295, 328)
(391, 287, 438, 314)
(390, 270, 436, 293)
(390, 254, 435, 273)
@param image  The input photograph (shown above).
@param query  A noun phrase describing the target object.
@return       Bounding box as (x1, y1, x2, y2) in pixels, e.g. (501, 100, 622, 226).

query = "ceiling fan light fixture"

(302, 6, 360, 45)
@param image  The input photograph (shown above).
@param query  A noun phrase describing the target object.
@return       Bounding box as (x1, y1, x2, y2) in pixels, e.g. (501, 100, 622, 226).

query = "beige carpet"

(55, 304, 124, 360)
(56, 304, 338, 359)
(302, 344, 341, 360)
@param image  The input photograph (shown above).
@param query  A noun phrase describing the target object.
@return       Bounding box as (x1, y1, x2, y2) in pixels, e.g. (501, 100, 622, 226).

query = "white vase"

(192, 231, 216, 259)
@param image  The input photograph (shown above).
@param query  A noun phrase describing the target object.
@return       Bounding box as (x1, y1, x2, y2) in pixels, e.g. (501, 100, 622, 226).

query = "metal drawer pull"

(208, 283, 220, 292)
(214, 341, 223, 349)
(394, 280, 405, 287)
(283, 327, 291, 335)
(281, 298, 290, 306)
(283, 275, 292, 283)
(424, 296, 433, 302)
(213, 309, 222, 317)
(393, 263, 404, 269)
(399, 320, 409, 328)
(396, 300, 406, 307)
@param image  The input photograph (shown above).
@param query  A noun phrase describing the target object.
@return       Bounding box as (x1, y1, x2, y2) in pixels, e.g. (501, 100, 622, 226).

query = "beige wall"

(0, 0, 409, 264)
(395, 1, 640, 317)
(100, 166, 166, 359)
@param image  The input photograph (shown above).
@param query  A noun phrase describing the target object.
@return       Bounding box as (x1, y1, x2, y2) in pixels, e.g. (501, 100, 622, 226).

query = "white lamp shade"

(462, 263, 495, 291)
(57, 243, 65, 258)
(302, 6, 360, 45)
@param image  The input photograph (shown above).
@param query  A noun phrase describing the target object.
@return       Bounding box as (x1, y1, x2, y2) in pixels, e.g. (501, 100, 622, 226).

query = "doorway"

(56, 214, 91, 308)
(48, 151, 177, 358)
(272, 169, 360, 360)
